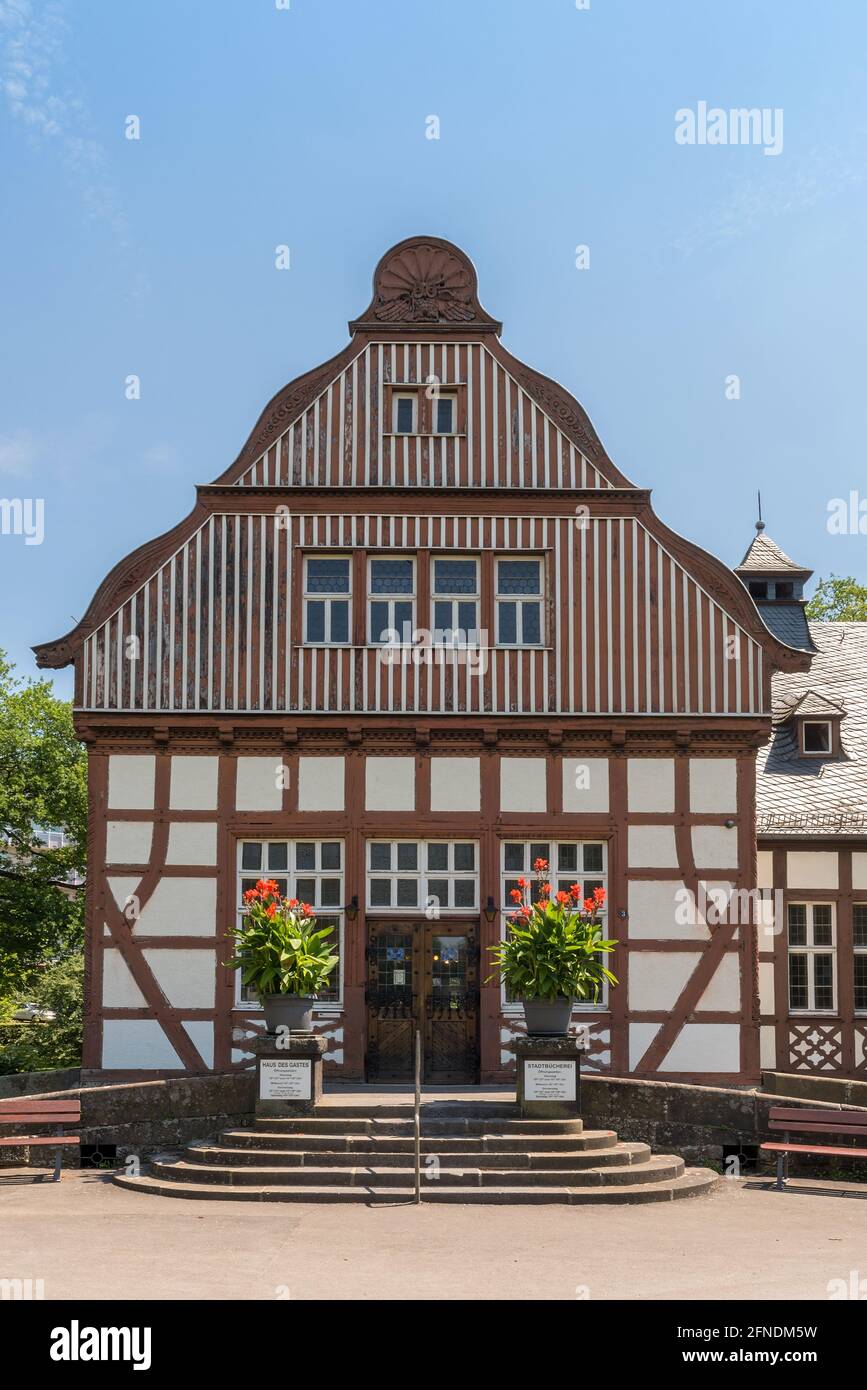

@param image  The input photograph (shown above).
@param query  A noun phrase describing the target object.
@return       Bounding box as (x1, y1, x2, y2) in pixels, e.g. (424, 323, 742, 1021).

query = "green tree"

(806, 575, 867, 622)
(0, 953, 84, 1074)
(0, 651, 87, 999)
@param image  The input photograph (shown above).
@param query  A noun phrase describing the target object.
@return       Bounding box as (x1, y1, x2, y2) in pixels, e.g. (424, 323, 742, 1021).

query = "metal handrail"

(414, 1028, 421, 1204)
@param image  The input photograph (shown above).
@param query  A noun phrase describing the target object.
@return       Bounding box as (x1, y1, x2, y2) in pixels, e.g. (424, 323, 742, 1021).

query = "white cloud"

(0, 429, 42, 477)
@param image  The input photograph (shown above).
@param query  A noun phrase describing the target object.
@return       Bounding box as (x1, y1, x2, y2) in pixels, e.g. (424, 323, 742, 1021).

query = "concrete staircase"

(113, 1100, 718, 1204)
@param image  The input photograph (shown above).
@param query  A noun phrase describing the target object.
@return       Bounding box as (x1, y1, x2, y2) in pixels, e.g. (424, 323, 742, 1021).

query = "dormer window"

(774, 581, 794, 599)
(802, 721, 832, 755)
(394, 394, 416, 434)
(748, 581, 768, 599)
(434, 394, 456, 434)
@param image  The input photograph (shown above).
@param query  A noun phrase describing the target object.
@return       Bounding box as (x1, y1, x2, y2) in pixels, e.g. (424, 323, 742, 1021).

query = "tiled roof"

(757, 603, 816, 653)
(757, 622, 867, 834)
(736, 532, 811, 575)
(781, 689, 846, 719)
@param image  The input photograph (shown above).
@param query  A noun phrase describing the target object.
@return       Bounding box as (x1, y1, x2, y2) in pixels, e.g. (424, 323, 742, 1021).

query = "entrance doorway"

(365, 919, 480, 1083)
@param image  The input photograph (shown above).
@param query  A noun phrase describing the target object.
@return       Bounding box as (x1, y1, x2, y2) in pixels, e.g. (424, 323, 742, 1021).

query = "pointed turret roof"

(735, 529, 812, 578)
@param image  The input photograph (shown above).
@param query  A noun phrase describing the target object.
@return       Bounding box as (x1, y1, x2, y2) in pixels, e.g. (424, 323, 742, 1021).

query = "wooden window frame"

(787, 901, 836, 1014)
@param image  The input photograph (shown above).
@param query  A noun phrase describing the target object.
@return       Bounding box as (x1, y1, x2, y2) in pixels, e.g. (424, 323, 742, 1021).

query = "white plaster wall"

(691, 825, 739, 870)
(142, 949, 215, 1009)
(757, 850, 775, 889)
(786, 851, 839, 890)
(430, 757, 480, 812)
(627, 825, 678, 869)
(102, 1019, 182, 1070)
(298, 756, 345, 812)
(659, 1022, 740, 1072)
(101, 950, 146, 1007)
(853, 853, 867, 891)
(184, 1021, 214, 1070)
(627, 758, 674, 813)
(365, 756, 415, 812)
(759, 961, 776, 1014)
(689, 758, 737, 813)
(235, 756, 283, 811)
(166, 822, 218, 866)
(760, 1025, 777, 1069)
(134, 878, 217, 936)
(629, 952, 698, 1012)
(108, 755, 155, 810)
(107, 877, 139, 913)
(170, 755, 219, 810)
(697, 953, 741, 1011)
(562, 757, 609, 813)
(500, 757, 546, 813)
(628, 879, 708, 940)
(629, 1022, 660, 1071)
(105, 821, 153, 866)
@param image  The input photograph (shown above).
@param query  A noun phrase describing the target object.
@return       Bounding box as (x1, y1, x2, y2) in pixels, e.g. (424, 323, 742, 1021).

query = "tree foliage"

(806, 575, 867, 622)
(0, 651, 87, 997)
(0, 953, 84, 1074)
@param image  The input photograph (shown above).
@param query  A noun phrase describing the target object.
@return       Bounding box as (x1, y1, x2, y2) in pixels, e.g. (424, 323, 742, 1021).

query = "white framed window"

(432, 557, 480, 646)
(393, 393, 417, 434)
(235, 839, 344, 1007)
(854, 904, 867, 1014)
(801, 721, 832, 755)
(496, 558, 543, 646)
(787, 902, 835, 1012)
(433, 393, 457, 434)
(368, 556, 415, 646)
(367, 840, 478, 913)
(304, 556, 351, 645)
(500, 840, 608, 1010)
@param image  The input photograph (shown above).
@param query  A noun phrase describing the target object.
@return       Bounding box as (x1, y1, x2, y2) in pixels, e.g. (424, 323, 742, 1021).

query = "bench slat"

(761, 1141, 867, 1160)
(768, 1119, 867, 1137)
(0, 1108, 81, 1122)
(768, 1107, 867, 1126)
(0, 1136, 81, 1147)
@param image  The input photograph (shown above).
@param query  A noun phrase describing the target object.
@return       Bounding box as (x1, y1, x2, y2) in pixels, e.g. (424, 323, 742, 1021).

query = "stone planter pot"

(259, 994, 315, 1034)
(522, 997, 573, 1037)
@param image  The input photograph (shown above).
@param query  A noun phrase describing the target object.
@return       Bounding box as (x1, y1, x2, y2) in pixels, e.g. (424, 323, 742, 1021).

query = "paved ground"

(1, 1169, 865, 1300)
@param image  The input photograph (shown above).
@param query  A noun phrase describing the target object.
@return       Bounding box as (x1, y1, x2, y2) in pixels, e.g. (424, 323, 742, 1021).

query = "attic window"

(802, 721, 832, 755)
(748, 581, 768, 599)
(394, 395, 416, 434)
(775, 582, 794, 599)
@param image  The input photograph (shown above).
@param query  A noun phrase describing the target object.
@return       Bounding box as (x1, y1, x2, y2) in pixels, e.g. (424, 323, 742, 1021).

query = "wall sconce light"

(483, 895, 498, 924)
(344, 895, 359, 921)
(724, 819, 736, 829)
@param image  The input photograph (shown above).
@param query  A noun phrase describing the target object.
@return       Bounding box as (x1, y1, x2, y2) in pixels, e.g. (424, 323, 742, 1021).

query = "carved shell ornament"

(373, 244, 476, 323)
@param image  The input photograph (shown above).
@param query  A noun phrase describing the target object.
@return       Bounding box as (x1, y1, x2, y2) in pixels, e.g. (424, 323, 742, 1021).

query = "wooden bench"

(761, 1106, 867, 1190)
(0, 1099, 81, 1181)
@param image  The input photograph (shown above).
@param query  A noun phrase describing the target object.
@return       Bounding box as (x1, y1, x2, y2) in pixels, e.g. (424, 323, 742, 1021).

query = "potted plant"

(226, 878, 339, 1033)
(487, 858, 617, 1036)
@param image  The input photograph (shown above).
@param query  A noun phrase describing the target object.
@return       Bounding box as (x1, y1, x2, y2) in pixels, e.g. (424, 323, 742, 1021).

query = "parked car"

(11, 1002, 57, 1023)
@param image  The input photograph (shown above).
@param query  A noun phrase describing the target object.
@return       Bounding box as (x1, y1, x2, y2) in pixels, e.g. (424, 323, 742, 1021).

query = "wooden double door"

(365, 919, 480, 1083)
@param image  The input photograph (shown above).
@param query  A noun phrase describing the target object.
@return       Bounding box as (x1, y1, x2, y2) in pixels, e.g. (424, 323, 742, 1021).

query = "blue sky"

(1, 0, 866, 699)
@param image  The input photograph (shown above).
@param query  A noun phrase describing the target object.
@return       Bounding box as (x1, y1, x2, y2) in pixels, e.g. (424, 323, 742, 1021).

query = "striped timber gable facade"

(35, 236, 814, 1086)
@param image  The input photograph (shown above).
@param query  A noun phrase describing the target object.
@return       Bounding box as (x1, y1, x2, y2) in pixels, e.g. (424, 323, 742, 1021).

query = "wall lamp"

(724, 819, 736, 829)
(483, 895, 498, 924)
(344, 895, 359, 921)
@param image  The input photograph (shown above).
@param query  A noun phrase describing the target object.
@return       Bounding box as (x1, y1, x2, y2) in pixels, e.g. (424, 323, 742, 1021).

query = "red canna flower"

(243, 888, 259, 903)
(287, 898, 299, 908)
(594, 886, 606, 904)
(539, 882, 551, 897)
(509, 888, 523, 903)
(584, 897, 595, 914)
(265, 902, 277, 918)
(570, 884, 581, 899)
(533, 857, 549, 872)
(517, 876, 529, 889)
(300, 902, 314, 916)
(257, 878, 280, 897)
(556, 890, 569, 905)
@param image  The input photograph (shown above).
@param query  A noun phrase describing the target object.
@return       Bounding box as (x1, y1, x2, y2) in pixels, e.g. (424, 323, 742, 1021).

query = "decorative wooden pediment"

(349, 236, 502, 335)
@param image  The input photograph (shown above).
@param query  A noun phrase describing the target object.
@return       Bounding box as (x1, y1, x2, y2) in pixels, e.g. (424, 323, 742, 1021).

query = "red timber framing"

(35, 236, 813, 1086)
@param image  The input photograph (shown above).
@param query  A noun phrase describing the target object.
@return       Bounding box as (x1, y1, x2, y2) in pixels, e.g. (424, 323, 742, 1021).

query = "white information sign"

(259, 1057, 312, 1101)
(524, 1059, 576, 1102)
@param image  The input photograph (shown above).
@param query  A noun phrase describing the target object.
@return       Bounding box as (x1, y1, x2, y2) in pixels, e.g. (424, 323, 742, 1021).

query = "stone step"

(219, 1128, 619, 1154)
(183, 1140, 653, 1171)
(250, 1116, 586, 1137)
(113, 1168, 718, 1205)
(149, 1154, 684, 1188)
(312, 1102, 521, 1121)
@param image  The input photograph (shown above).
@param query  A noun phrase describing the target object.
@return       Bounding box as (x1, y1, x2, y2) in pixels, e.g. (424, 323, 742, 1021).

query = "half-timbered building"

(39, 234, 861, 1088)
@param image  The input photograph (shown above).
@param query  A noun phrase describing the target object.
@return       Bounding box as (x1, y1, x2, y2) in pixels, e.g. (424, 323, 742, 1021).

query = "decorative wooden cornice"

(348, 236, 501, 336)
